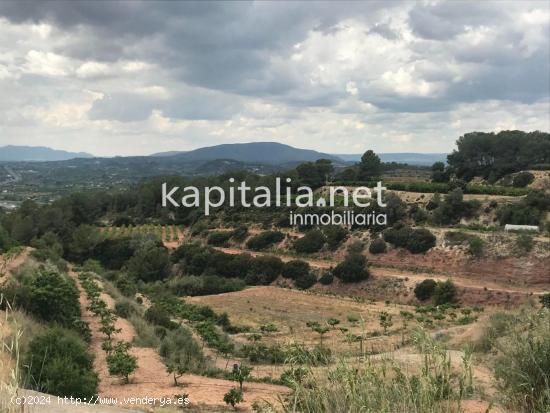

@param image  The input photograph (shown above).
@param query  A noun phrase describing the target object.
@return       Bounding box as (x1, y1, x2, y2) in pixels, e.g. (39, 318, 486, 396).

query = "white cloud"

(0, 2, 547, 156)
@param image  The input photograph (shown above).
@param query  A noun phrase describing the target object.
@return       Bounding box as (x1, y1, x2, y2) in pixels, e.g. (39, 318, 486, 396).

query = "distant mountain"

(161, 142, 341, 164)
(150, 150, 188, 157)
(0, 145, 93, 161)
(335, 152, 447, 166)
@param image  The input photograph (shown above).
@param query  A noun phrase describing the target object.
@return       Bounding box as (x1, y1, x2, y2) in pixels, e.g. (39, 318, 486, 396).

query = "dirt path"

(215, 247, 545, 297)
(71, 270, 289, 411)
(0, 247, 32, 284)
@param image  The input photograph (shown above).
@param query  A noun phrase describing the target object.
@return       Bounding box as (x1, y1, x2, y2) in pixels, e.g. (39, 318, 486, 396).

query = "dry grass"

(0, 298, 21, 413)
(188, 286, 426, 355)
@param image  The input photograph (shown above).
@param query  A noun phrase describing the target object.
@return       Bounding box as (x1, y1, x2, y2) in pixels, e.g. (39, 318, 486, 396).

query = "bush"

(160, 326, 205, 380)
(414, 279, 437, 301)
(433, 280, 457, 305)
(224, 387, 243, 409)
(293, 230, 327, 254)
(282, 260, 310, 279)
(319, 271, 334, 285)
(467, 236, 484, 257)
(115, 301, 133, 318)
(295, 272, 317, 290)
(497, 203, 542, 226)
(246, 231, 284, 250)
(515, 233, 534, 255)
(246, 255, 283, 285)
(368, 238, 387, 254)
(333, 253, 370, 283)
(207, 231, 232, 246)
(24, 327, 98, 397)
(126, 245, 170, 282)
(145, 305, 176, 329)
(230, 226, 249, 242)
(323, 226, 348, 250)
(13, 268, 81, 329)
(512, 171, 535, 188)
(406, 229, 436, 254)
(169, 275, 246, 296)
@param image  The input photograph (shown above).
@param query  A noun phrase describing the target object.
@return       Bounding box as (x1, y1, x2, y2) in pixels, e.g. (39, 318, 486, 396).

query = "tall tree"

(358, 150, 382, 181)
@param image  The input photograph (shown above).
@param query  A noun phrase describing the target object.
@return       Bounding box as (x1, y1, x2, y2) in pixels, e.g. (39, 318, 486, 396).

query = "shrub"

(246, 231, 284, 250)
(145, 305, 176, 329)
(160, 326, 205, 382)
(406, 228, 436, 254)
(512, 171, 535, 188)
(368, 238, 387, 254)
(319, 271, 334, 285)
(414, 279, 437, 301)
(230, 226, 249, 242)
(207, 231, 232, 246)
(282, 260, 310, 279)
(293, 230, 327, 254)
(24, 327, 98, 397)
(333, 253, 370, 283)
(323, 226, 348, 250)
(295, 273, 317, 290)
(224, 387, 243, 409)
(171, 275, 246, 296)
(467, 236, 484, 257)
(106, 342, 138, 384)
(515, 233, 534, 255)
(126, 245, 170, 282)
(115, 301, 133, 318)
(540, 293, 550, 309)
(246, 255, 283, 285)
(21, 268, 81, 328)
(129, 314, 160, 348)
(497, 204, 542, 226)
(433, 280, 457, 305)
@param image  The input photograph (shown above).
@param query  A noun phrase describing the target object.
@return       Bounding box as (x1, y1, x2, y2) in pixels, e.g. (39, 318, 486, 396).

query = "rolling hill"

(152, 142, 341, 164)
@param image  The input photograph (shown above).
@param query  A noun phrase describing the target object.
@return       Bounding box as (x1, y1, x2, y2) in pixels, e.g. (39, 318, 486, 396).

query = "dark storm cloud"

(0, 0, 547, 149)
(408, 1, 506, 40)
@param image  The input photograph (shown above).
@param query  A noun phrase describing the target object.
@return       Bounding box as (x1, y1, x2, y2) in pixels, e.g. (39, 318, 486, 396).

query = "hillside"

(155, 142, 341, 164)
(0, 145, 93, 161)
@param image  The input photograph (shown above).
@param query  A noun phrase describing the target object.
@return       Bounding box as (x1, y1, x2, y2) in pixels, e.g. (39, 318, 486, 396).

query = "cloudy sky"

(0, 1, 548, 156)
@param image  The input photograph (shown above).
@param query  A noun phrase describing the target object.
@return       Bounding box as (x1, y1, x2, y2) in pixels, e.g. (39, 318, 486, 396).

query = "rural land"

(1, 131, 550, 413)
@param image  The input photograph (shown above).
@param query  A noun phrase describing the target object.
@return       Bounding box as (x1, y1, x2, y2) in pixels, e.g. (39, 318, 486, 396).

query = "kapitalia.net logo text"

(161, 178, 388, 226)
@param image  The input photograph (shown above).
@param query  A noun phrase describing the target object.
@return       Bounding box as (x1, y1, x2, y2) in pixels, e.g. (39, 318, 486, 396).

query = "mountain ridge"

(0, 145, 93, 161)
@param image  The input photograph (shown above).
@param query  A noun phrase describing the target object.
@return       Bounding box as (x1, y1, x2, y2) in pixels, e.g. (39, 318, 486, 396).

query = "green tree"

(127, 245, 170, 282)
(333, 253, 370, 283)
(282, 260, 310, 279)
(232, 365, 252, 391)
(379, 312, 393, 334)
(414, 279, 437, 301)
(358, 150, 381, 181)
(223, 387, 243, 409)
(431, 162, 450, 183)
(293, 230, 326, 254)
(433, 280, 457, 305)
(66, 224, 102, 263)
(106, 341, 138, 384)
